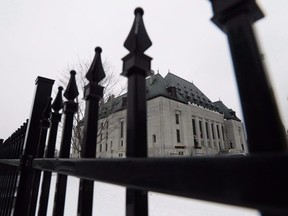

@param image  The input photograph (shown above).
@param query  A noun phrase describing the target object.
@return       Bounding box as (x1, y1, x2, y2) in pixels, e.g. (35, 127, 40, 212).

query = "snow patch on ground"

(41, 175, 260, 216)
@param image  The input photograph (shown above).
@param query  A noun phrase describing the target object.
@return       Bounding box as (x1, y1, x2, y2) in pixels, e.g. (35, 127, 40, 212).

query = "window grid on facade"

(199, 120, 203, 138)
(192, 119, 196, 136)
(211, 123, 215, 139)
(176, 129, 181, 143)
(153, 134, 156, 144)
(205, 122, 209, 139)
(221, 125, 225, 141)
(175, 113, 180, 124)
(216, 125, 220, 139)
(120, 121, 124, 139)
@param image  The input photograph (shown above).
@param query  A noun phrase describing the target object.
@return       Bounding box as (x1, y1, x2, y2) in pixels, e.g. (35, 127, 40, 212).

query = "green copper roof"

(99, 72, 240, 121)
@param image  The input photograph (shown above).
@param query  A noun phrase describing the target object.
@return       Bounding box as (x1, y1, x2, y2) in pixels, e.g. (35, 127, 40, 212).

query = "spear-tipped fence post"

(14, 77, 54, 216)
(209, 0, 287, 154)
(121, 7, 152, 216)
(53, 71, 78, 216)
(209, 1, 287, 214)
(28, 97, 52, 216)
(77, 47, 106, 216)
(37, 87, 64, 216)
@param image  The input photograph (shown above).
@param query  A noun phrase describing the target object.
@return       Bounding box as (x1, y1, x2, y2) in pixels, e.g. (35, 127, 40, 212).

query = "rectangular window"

(221, 125, 225, 140)
(106, 143, 108, 151)
(99, 144, 102, 152)
(205, 122, 209, 139)
(176, 129, 181, 143)
(120, 121, 124, 138)
(153, 134, 156, 143)
(106, 121, 109, 129)
(192, 119, 196, 136)
(211, 123, 215, 139)
(216, 125, 220, 138)
(121, 140, 124, 147)
(175, 113, 180, 124)
(106, 132, 108, 140)
(199, 120, 203, 138)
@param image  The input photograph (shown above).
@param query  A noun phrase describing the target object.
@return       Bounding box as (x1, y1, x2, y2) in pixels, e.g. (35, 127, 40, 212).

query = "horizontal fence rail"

(0, 1, 287, 216)
(31, 156, 287, 212)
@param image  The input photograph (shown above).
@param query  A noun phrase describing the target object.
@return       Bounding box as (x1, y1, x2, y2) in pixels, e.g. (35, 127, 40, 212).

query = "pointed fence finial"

(210, 0, 264, 32)
(52, 86, 64, 112)
(64, 70, 79, 101)
(124, 7, 152, 54)
(122, 8, 153, 77)
(86, 47, 106, 83)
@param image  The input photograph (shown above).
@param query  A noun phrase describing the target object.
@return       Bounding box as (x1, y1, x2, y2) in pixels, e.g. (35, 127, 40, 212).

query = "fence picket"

(52, 71, 78, 216)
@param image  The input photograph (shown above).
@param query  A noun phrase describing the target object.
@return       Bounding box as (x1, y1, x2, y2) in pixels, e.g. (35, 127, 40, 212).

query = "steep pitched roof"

(213, 100, 241, 121)
(164, 72, 219, 111)
(99, 72, 239, 118)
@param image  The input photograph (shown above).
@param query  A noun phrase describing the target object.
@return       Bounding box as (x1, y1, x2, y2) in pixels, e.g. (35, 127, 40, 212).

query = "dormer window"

(122, 97, 127, 107)
(167, 86, 177, 97)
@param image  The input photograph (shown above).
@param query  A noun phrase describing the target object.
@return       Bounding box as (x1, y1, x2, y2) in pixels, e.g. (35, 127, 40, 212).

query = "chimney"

(108, 94, 115, 109)
(150, 70, 155, 85)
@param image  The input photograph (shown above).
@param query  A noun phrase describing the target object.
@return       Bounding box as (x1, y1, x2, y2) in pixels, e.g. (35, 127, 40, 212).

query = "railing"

(0, 1, 287, 216)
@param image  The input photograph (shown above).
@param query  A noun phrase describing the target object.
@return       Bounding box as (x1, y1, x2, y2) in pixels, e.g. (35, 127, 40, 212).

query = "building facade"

(93, 72, 247, 158)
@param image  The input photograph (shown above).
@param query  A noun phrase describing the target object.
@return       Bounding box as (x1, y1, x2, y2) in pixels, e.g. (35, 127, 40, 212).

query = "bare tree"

(58, 57, 126, 157)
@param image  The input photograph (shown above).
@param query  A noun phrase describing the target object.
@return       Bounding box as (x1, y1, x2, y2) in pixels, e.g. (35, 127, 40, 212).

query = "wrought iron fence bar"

(28, 98, 52, 216)
(32, 155, 288, 213)
(52, 71, 78, 216)
(122, 8, 152, 216)
(0, 165, 10, 215)
(0, 123, 27, 215)
(0, 121, 26, 216)
(0, 146, 12, 215)
(3, 166, 17, 216)
(0, 159, 21, 167)
(14, 76, 54, 216)
(37, 86, 63, 216)
(3, 140, 18, 216)
(210, 0, 287, 153)
(77, 47, 105, 216)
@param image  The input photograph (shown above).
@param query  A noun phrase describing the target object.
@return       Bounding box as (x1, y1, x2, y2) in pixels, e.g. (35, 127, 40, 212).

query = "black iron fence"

(0, 1, 287, 216)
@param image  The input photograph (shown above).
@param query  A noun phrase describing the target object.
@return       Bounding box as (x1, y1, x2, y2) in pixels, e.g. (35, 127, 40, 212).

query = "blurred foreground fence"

(0, 1, 288, 216)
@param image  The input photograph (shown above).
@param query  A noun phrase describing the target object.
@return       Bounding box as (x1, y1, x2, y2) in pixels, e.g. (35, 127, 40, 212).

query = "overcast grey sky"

(0, 0, 288, 140)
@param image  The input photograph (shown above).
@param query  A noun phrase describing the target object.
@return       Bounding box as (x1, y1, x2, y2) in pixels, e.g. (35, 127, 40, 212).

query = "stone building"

(96, 72, 247, 158)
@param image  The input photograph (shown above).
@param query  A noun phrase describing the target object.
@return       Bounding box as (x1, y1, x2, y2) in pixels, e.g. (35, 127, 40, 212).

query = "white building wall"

(95, 96, 247, 158)
(224, 119, 248, 153)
